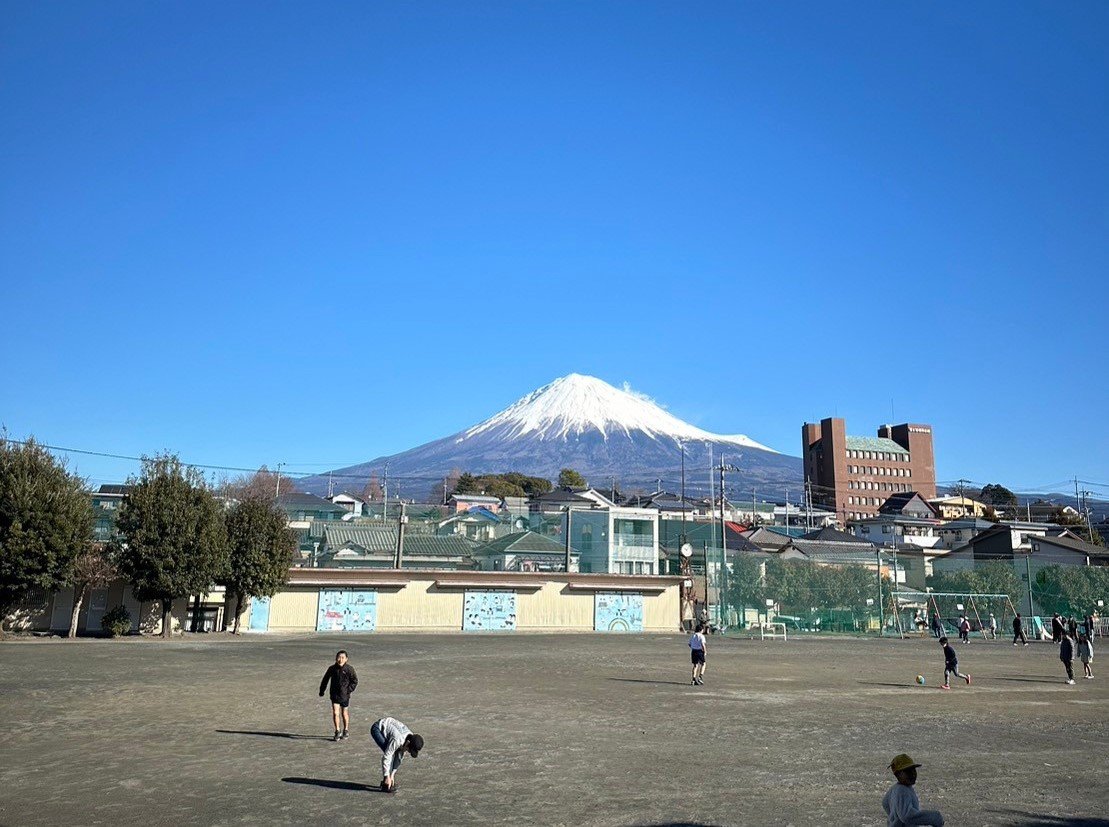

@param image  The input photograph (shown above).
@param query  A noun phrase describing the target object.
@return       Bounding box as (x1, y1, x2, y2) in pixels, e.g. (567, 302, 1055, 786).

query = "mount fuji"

(295, 374, 802, 499)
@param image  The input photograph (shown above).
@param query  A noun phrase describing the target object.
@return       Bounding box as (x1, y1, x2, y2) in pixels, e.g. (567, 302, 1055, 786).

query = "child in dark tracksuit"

(939, 637, 970, 690)
(319, 650, 359, 741)
(1060, 635, 1075, 685)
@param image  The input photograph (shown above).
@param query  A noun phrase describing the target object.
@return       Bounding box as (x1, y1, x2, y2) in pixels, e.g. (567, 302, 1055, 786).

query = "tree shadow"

(608, 678, 690, 686)
(993, 677, 1066, 685)
(282, 776, 379, 792)
(987, 809, 1109, 826)
(216, 729, 332, 741)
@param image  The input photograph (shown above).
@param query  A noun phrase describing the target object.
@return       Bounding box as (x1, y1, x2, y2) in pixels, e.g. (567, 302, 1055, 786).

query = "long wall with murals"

(241, 570, 681, 634)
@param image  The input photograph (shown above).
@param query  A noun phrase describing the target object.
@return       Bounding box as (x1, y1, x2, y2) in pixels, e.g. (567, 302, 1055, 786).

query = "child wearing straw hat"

(882, 753, 945, 827)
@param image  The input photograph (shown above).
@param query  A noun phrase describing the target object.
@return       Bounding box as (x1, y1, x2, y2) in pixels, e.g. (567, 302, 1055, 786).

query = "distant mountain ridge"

(295, 374, 803, 499)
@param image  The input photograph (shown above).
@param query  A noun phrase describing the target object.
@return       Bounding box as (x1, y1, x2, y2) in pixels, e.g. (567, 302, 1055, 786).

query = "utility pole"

(679, 441, 687, 548)
(1082, 490, 1095, 544)
(717, 457, 739, 627)
(752, 488, 757, 527)
(394, 502, 408, 568)
(382, 463, 389, 524)
(327, 472, 334, 499)
(275, 463, 284, 498)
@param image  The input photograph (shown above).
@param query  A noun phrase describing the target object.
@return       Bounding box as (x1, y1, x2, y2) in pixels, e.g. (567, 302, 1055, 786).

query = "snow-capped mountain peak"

(459, 373, 777, 452)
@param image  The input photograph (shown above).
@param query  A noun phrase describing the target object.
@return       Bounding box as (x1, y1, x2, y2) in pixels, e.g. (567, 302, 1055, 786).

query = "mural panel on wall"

(463, 590, 517, 631)
(594, 592, 644, 632)
(316, 589, 377, 632)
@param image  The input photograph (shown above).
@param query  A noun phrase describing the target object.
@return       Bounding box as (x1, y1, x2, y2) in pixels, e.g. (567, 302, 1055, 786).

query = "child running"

(319, 650, 359, 741)
(939, 637, 970, 690)
(882, 753, 945, 827)
(689, 624, 707, 685)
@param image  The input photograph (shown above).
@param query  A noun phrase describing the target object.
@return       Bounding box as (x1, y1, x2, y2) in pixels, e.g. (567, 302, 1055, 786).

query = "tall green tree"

(979, 484, 1018, 509)
(223, 498, 296, 633)
(115, 455, 228, 638)
(0, 437, 94, 634)
(557, 468, 587, 489)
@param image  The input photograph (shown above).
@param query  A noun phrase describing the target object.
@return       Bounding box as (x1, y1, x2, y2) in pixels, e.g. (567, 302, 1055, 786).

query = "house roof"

(278, 492, 348, 512)
(800, 526, 872, 544)
(658, 520, 757, 552)
(845, 436, 909, 456)
(450, 493, 503, 504)
(787, 537, 879, 562)
(322, 525, 475, 556)
(439, 507, 502, 527)
(473, 531, 570, 557)
(879, 492, 939, 517)
(96, 484, 133, 496)
(740, 527, 790, 550)
(1029, 533, 1109, 559)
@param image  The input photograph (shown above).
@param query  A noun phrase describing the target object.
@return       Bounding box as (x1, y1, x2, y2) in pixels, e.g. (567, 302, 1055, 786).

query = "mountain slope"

(296, 374, 802, 499)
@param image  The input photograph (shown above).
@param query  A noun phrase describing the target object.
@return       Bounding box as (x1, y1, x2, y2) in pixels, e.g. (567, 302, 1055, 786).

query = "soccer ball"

(916, 675, 926, 685)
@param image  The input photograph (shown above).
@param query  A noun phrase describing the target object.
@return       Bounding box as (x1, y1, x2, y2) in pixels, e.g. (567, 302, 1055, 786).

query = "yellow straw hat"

(889, 754, 922, 773)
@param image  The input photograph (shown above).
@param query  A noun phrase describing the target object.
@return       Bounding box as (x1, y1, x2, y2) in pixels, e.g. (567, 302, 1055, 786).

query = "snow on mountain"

(294, 374, 800, 497)
(460, 374, 778, 452)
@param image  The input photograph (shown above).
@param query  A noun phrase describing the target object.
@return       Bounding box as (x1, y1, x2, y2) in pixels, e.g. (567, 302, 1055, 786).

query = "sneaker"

(1013, 643, 1018, 646)
(940, 684, 950, 690)
(965, 675, 971, 685)
(339, 729, 349, 740)
(333, 731, 342, 742)
(1066, 679, 1075, 685)
(1023, 643, 1029, 646)
(690, 678, 697, 685)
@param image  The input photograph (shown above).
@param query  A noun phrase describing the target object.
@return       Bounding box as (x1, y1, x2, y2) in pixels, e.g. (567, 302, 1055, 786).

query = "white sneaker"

(1066, 679, 1076, 685)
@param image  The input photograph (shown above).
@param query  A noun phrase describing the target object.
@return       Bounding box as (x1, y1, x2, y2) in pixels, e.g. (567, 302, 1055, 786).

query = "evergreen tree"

(115, 455, 228, 638)
(0, 437, 94, 634)
(223, 498, 296, 633)
(557, 468, 587, 489)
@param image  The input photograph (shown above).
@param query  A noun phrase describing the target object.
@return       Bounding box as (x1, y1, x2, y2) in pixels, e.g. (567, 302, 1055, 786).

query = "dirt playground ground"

(0, 632, 1106, 826)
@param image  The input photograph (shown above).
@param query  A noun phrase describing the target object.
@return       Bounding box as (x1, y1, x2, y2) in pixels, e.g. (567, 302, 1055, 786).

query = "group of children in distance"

(318, 650, 425, 792)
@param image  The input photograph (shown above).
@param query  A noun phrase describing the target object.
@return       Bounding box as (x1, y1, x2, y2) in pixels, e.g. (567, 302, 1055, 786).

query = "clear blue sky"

(1, 2, 1106, 496)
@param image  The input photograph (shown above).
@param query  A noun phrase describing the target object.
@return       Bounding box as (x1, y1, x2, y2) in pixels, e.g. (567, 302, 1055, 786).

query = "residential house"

(472, 531, 578, 572)
(929, 495, 996, 520)
(436, 507, 503, 543)
(448, 493, 503, 514)
(315, 525, 476, 569)
(567, 505, 660, 575)
(328, 492, 366, 518)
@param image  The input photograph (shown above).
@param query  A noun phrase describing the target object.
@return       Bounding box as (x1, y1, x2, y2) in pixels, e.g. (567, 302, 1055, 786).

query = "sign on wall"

(463, 590, 517, 631)
(317, 589, 377, 632)
(595, 592, 644, 632)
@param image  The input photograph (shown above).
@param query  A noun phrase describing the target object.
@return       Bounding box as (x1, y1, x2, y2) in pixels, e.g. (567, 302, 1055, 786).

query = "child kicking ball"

(939, 637, 970, 690)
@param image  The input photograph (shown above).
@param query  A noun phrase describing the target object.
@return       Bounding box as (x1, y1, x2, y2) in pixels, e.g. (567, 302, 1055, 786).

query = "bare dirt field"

(0, 632, 1106, 826)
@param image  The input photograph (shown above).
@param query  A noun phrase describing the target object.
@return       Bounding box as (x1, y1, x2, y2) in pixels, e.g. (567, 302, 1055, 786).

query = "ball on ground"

(916, 675, 926, 685)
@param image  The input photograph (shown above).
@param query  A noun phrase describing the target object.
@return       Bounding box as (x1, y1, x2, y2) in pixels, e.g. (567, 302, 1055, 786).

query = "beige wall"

(10, 573, 680, 635)
(253, 577, 679, 633)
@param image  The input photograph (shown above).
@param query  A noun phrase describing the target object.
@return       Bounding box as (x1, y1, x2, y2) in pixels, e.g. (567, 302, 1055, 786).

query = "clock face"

(680, 543, 693, 558)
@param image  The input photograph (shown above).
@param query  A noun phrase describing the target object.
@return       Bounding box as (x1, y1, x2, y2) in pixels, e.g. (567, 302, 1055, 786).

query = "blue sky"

(1, 2, 1106, 496)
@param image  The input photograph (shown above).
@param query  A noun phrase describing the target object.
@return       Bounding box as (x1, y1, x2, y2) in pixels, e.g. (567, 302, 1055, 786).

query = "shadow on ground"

(858, 681, 917, 688)
(989, 810, 1109, 826)
(282, 777, 380, 792)
(608, 678, 689, 686)
(993, 677, 1066, 685)
(217, 729, 332, 740)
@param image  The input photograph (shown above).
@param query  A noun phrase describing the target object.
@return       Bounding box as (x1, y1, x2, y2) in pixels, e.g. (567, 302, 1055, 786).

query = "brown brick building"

(802, 418, 936, 521)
